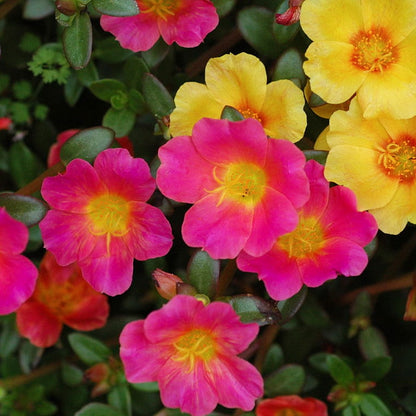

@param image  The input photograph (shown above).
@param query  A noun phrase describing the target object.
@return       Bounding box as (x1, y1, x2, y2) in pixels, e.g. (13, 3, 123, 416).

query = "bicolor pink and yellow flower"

(256, 395, 328, 416)
(169, 52, 307, 142)
(16, 251, 109, 347)
(120, 294, 263, 416)
(0, 207, 38, 315)
(301, 0, 416, 119)
(156, 118, 310, 259)
(237, 160, 377, 300)
(100, 0, 219, 52)
(39, 148, 173, 296)
(325, 98, 416, 234)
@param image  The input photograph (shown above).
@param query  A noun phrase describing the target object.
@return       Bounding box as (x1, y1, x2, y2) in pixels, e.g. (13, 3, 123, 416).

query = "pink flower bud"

(152, 269, 184, 300)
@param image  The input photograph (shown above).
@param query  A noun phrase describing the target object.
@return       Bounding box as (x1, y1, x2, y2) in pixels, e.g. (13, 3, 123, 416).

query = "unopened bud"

(55, 0, 78, 16)
(152, 269, 184, 300)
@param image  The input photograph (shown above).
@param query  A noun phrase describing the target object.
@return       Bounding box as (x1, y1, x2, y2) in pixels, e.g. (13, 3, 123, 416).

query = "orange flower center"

(351, 27, 397, 72)
(173, 329, 216, 372)
(237, 107, 263, 124)
(139, 0, 179, 20)
(208, 162, 267, 207)
(87, 193, 131, 238)
(377, 135, 416, 182)
(278, 216, 325, 258)
(275, 410, 303, 416)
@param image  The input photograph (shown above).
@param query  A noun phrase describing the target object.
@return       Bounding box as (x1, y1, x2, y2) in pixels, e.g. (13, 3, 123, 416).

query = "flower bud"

(152, 268, 184, 300)
(55, 0, 79, 16)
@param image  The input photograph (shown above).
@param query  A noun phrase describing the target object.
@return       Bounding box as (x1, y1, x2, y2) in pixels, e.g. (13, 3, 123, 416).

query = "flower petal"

(0, 208, 29, 254)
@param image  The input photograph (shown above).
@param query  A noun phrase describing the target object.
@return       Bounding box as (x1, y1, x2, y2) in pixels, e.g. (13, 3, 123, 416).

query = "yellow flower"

(169, 52, 306, 142)
(324, 98, 416, 234)
(301, 0, 416, 119)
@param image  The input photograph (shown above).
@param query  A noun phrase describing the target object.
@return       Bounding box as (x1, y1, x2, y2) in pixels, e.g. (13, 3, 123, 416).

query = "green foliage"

(12, 81, 32, 100)
(264, 364, 306, 396)
(0, 194, 47, 226)
(19, 33, 42, 53)
(91, 0, 139, 16)
(68, 333, 112, 366)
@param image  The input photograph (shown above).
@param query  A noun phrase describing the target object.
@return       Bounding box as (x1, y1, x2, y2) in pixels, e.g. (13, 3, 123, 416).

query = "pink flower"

(0, 117, 12, 130)
(256, 395, 328, 416)
(100, 0, 219, 52)
(156, 118, 310, 259)
(47, 129, 134, 167)
(237, 160, 378, 300)
(275, 0, 304, 25)
(39, 148, 173, 296)
(120, 295, 263, 416)
(16, 251, 109, 347)
(0, 207, 38, 315)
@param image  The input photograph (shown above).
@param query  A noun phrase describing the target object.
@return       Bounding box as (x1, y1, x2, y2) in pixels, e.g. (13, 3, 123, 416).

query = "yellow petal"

(304, 41, 367, 104)
(395, 28, 416, 73)
(324, 145, 399, 210)
(379, 117, 416, 141)
(260, 80, 306, 142)
(169, 82, 223, 137)
(300, 0, 363, 42)
(314, 126, 330, 151)
(357, 64, 416, 119)
(370, 183, 416, 234)
(204, 53, 266, 111)
(361, 0, 416, 45)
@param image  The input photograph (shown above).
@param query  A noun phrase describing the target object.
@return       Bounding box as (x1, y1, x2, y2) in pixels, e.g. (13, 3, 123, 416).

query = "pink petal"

(120, 320, 168, 382)
(40, 210, 97, 266)
(213, 355, 263, 411)
(158, 359, 218, 416)
(47, 129, 79, 167)
(237, 247, 303, 301)
(191, 118, 268, 166)
(182, 194, 253, 259)
(0, 208, 29, 254)
(16, 301, 62, 347)
(41, 158, 105, 213)
(157, 135, 216, 203)
(93, 148, 155, 202)
(244, 187, 299, 256)
(158, 0, 218, 47)
(123, 202, 173, 260)
(0, 253, 38, 314)
(264, 138, 309, 209)
(100, 14, 160, 52)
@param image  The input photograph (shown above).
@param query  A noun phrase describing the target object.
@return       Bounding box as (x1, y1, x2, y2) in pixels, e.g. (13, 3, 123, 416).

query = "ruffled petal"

(0, 208, 29, 254)
(182, 194, 252, 259)
(304, 41, 367, 104)
(260, 80, 306, 142)
(169, 82, 223, 137)
(395, 27, 416, 73)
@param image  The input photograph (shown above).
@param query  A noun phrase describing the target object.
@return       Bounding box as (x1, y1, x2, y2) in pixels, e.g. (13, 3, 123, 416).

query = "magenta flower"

(237, 160, 378, 300)
(120, 295, 263, 416)
(39, 148, 173, 296)
(100, 0, 219, 52)
(0, 207, 38, 315)
(156, 118, 310, 259)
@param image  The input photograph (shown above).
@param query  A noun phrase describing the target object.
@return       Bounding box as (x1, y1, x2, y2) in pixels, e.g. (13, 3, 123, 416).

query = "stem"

(254, 324, 280, 372)
(340, 271, 415, 305)
(215, 258, 237, 298)
(15, 162, 65, 196)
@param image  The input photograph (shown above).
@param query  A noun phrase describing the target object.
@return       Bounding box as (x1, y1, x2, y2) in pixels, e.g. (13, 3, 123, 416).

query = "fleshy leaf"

(359, 393, 391, 416)
(142, 73, 174, 118)
(75, 403, 121, 416)
(103, 107, 136, 137)
(89, 79, 127, 103)
(68, 333, 111, 366)
(264, 364, 306, 396)
(358, 326, 389, 360)
(278, 286, 308, 324)
(91, 0, 139, 16)
(221, 106, 245, 121)
(360, 356, 392, 382)
(326, 354, 355, 386)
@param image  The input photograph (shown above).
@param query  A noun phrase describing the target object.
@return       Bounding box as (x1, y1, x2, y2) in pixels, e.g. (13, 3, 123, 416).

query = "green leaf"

(308, 352, 331, 373)
(212, 0, 236, 17)
(141, 38, 170, 68)
(360, 356, 392, 382)
(273, 48, 305, 85)
(68, 333, 111, 366)
(228, 294, 281, 326)
(0, 194, 47, 227)
(130, 382, 159, 392)
(76, 61, 99, 87)
(186, 250, 220, 298)
(127, 89, 146, 114)
(23, 0, 55, 19)
(221, 106, 245, 121)
(237, 7, 280, 59)
(358, 326, 389, 360)
(75, 403, 121, 416)
(122, 57, 150, 90)
(326, 354, 355, 386)
(142, 73, 175, 118)
(63, 12, 93, 69)
(264, 364, 306, 396)
(299, 295, 330, 328)
(263, 344, 285, 376)
(8, 141, 45, 188)
(89, 79, 127, 103)
(108, 384, 132, 416)
(303, 150, 328, 165)
(0, 316, 20, 358)
(278, 285, 308, 325)
(359, 394, 392, 416)
(343, 405, 361, 416)
(273, 1, 300, 45)
(94, 37, 134, 63)
(60, 126, 114, 165)
(92, 0, 139, 16)
(65, 72, 84, 106)
(61, 362, 84, 386)
(103, 107, 136, 137)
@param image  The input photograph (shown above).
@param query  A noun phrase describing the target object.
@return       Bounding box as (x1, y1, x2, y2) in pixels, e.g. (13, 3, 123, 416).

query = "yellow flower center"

(276, 410, 303, 416)
(87, 193, 131, 239)
(377, 136, 416, 182)
(278, 216, 325, 259)
(237, 107, 263, 124)
(208, 162, 267, 207)
(139, 0, 179, 20)
(173, 329, 216, 372)
(351, 27, 397, 72)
